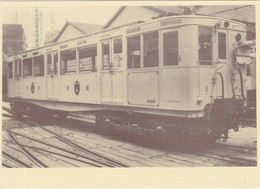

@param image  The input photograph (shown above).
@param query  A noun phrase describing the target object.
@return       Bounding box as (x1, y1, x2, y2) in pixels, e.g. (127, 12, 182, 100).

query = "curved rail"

(3, 129, 48, 168)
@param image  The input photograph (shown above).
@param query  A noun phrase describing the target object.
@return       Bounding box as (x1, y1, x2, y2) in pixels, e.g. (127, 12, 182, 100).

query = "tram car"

(6, 15, 252, 142)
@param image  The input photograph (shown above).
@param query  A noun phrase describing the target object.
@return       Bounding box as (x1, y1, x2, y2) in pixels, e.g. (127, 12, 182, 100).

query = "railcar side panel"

(128, 71, 159, 106)
(78, 73, 100, 104)
(46, 76, 59, 100)
(111, 71, 124, 104)
(161, 68, 182, 107)
(31, 77, 46, 100)
(22, 78, 34, 99)
(14, 78, 23, 98)
(101, 72, 113, 103)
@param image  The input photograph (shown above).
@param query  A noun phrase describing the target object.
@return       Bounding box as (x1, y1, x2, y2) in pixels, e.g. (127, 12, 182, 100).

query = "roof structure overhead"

(196, 5, 255, 23)
(103, 6, 179, 29)
(53, 21, 102, 43)
(104, 5, 255, 29)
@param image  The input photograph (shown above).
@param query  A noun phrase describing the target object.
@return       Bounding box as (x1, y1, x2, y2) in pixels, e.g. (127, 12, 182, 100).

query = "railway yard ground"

(2, 102, 257, 167)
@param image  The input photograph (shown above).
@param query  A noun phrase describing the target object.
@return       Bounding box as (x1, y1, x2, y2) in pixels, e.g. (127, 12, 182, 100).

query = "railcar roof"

(11, 14, 246, 58)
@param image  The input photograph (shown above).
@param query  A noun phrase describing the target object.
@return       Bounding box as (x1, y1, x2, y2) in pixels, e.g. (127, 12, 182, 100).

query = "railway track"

(2, 109, 128, 168)
(2, 106, 257, 167)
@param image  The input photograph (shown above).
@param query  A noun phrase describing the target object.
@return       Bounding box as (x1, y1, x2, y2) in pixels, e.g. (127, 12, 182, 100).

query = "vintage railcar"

(6, 15, 252, 142)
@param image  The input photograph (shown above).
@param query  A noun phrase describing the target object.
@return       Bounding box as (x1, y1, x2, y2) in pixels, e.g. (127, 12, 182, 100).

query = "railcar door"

(14, 59, 23, 98)
(101, 37, 123, 103)
(46, 51, 59, 100)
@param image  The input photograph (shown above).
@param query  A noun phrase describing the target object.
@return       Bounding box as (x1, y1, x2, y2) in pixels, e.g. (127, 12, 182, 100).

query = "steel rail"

(3, 128, 48, 168)
(27, 118, 128, 167)
(23, 145, 104, 167)
(2, 151, 32, 168)
(6, 129, 115, 167)
(2, 162, 14, 168)
(39, 124, 129, 167)
(3, 112, 119, 167)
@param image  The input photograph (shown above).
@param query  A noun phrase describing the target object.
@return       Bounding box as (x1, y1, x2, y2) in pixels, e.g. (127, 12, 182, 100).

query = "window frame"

(143, 31, 159, 68)
(127, 34, 141, 70)
(47, 51, 59, 76)
(78, 44, 97, 73)
(198, 26, 213, 66)
(161, 29, 179, 67)
(33, 55, 45, 77)
(112, 37, 123, 71)
(60, 48, 77, 75)
(23, 58, 33, 78)
(101, 40, 111, 71)
(127, 30, 160, 70)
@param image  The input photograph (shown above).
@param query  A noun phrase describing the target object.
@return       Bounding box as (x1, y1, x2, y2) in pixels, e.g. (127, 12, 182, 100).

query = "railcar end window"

(34, 55, 44, 77)
(127, 35, 141, 69)
(60, 49, 76, 75)
(199, 27, 212, 65)
(218, 32, 227, 59)
(163, 31, 178, 66)
(144, 31, 159, 68)
(23, 58, 33, 77)
(102, 41, 110, 70)
(79, 45, 97, 72)
(8, 63, 13, 79)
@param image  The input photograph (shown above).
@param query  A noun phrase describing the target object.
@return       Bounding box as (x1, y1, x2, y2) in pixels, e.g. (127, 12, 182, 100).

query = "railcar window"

(163, 31, 178, 66)
(54, 52, 58, 74)
(79, 45, 97, 72)
(199, 27, 212, 65)
(113, 38, 123, 69)
(218, 32, 227, 59)
(102, 41, 110, 70)
(47, 54, 52, 75)
(23, 58, 32, 77)
(34, 55, 44, 77)
(127, 35, 141, 69)
(60, 48, 76, 74)
(15, 59, 22, 77)
(8, 63, 13, 79)
(144, 31, 159, 67)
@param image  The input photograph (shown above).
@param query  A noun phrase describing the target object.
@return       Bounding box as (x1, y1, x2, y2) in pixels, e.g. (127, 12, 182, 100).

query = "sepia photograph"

(1, 2, 259, 187)
(1, 1, 259, 188)
(1, 3, 256, 169)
